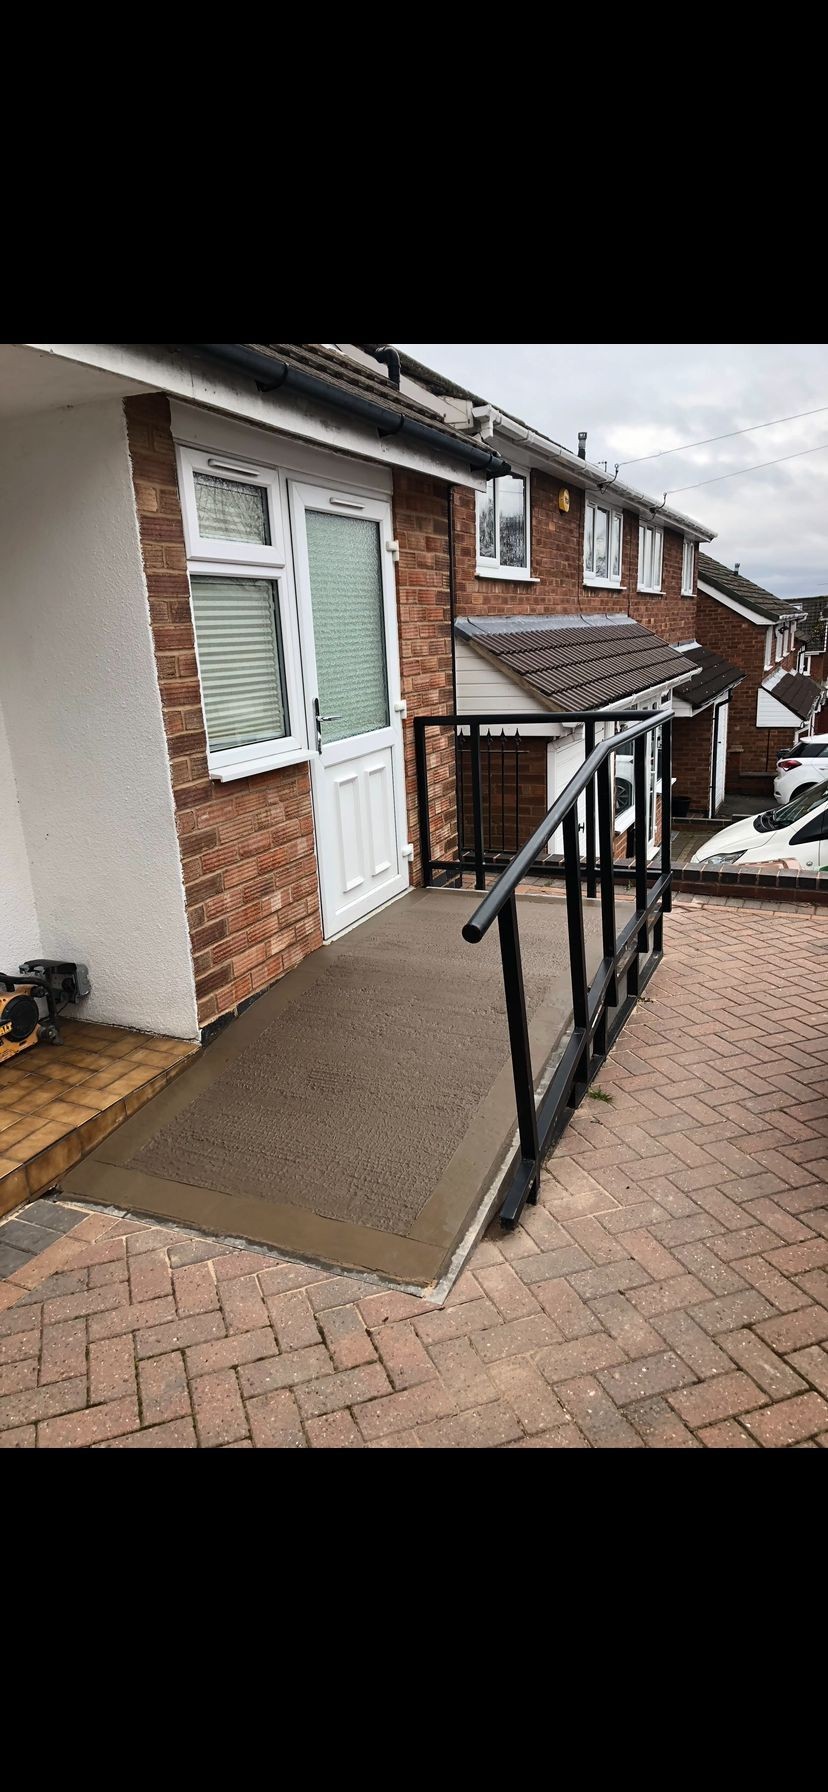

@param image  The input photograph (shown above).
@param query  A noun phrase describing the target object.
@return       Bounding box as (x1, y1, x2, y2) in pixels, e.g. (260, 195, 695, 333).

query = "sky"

(398, 344, 828, 599)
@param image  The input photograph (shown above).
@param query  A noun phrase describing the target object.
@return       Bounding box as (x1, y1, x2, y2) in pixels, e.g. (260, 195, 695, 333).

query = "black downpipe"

(359, 344, 401, 388)
(181, 344, 512, 480)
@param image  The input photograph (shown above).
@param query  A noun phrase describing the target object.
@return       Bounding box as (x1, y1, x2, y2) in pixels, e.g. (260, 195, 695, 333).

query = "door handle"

(313, 695, 343, 752)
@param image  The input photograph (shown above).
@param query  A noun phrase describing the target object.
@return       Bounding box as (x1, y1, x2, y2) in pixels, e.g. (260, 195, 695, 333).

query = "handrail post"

(634, 731, 649, 957)
(597, 756, 618, 1006)
(661, 717, 672, 914)
(470, 720, 486, 891)
(414, 718, 433, 887)
(497, 893, 540, 1202)
(563, 807, 589, 1098)
(584, 719, 596, 900)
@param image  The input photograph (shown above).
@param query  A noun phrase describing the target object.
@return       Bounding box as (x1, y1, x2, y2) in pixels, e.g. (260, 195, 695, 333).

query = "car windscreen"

(758, 776, 828, 832)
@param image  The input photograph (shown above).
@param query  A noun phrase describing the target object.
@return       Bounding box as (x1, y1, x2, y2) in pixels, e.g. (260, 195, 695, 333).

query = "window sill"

(637, 587, 663, 596)
(584, 578, 625, 591)
(614, 806, 635, 834)
(475, 565, 539, 583)
(209, 748, 314, 783)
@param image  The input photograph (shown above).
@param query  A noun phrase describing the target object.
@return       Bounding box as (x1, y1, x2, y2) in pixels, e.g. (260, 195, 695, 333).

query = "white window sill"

(614, 806, 635, 834)
(584, 578, 625, 591)
(209, 747, 314, 783)
(475, 564, 539, 583)
(637, 587, 663, 596)
(681, 590, 695, 599)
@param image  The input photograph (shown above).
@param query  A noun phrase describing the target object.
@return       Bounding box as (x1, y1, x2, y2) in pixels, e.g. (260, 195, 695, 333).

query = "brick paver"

(0, 900, 826, 1447)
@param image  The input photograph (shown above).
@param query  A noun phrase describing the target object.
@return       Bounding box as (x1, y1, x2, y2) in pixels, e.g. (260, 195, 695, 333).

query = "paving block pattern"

(0, 903, 826, 1448)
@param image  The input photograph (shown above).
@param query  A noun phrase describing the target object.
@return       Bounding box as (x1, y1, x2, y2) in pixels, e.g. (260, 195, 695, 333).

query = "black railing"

(414, 707, 672, 1228)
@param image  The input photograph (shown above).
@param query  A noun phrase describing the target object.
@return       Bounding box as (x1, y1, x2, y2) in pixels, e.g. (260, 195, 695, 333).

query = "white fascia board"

(24, 344, 487, 491)
(698, 578, 782, 626)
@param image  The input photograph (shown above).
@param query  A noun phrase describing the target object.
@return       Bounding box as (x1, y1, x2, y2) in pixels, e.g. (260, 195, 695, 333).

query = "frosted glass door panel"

(305, 513, 389, 744)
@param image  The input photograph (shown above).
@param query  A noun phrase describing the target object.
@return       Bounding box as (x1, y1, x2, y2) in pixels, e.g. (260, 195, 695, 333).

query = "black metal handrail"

(413, 705, 673, 1228)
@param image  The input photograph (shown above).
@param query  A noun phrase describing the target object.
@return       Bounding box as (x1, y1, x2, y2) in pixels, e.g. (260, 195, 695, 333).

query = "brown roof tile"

(455, 614, 697, 711)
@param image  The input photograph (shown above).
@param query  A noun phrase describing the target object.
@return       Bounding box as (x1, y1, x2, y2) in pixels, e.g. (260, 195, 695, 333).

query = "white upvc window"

(681, 538, 695, 596)
(178, 445, 285, 567)
(178, 445, 307, 778)
(764, 627, 773, 670)
(476, 472, 531, 578)
(584, 495, 623, 587)
(638, 523, 663, 593)
(775, 625, 784, 661)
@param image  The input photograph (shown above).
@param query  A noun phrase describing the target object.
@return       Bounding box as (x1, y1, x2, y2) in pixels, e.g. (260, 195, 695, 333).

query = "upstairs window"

(584, 496, 623, 586)
(681, 538, 695, 596)
(476, 473, 530, 577)
(638, 523, 663, 593)
(775, 625, 784, 662)
(764, 627, 773, 669)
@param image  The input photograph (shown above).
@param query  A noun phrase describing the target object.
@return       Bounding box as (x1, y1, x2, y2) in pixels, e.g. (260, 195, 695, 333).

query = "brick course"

(124, 395, 323, 1030)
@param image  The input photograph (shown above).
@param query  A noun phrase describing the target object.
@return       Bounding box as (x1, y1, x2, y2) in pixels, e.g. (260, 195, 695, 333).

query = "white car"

(690, 777, 828, 873)
(774, 739, 828, 805)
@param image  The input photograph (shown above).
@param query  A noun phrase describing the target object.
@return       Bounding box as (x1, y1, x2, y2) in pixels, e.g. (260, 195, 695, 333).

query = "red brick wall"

(393, 468, 457, 879)
(672, 710, 714, 815)
(452, 479, 695, 640)
(695, 590, 799, 790)
(124, 394, 323, 1032)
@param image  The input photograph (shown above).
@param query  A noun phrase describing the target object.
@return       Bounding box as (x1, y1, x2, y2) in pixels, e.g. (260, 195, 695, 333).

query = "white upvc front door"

(289, 482, 409, 940)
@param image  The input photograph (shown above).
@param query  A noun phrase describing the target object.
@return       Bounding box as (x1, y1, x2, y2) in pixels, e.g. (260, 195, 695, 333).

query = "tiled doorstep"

(0, 1049, 198, 1221)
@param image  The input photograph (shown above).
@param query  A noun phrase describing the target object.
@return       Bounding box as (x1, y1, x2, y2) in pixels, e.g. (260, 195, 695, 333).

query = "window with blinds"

(189, 575, 289, 752)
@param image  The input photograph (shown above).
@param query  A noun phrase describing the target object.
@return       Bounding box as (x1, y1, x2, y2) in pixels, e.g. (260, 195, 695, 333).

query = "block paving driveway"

(1, 897, 827, 1449)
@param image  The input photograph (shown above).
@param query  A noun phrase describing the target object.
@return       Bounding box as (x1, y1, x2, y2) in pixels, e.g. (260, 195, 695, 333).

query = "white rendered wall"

(0, 400, 199, 1037)
(0, 695, 39, 968)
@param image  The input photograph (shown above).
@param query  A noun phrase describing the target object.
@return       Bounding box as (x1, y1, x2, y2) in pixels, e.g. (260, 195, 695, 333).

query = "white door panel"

(713, 700, 728, 811)
(290, 484, 408, 938)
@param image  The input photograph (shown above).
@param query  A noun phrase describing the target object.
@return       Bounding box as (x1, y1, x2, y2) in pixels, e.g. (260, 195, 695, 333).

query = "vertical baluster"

(597, 755, 617, 1007)
(515, 731, 521, 856)
(470, 721, 485, 891)
(584, 718, 596, 899)
(634, 731, 649, 956)
(497, 893, 540, 1202)
(661, 715, 672, 917)
(415, 719, 432, 888)
(456, 725, 466, 888)
(563, 807, 589, 1100)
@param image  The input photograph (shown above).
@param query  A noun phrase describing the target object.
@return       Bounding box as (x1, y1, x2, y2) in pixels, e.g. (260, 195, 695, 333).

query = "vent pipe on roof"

(577, 431, 587, 460)
(734, 562, 741, 574)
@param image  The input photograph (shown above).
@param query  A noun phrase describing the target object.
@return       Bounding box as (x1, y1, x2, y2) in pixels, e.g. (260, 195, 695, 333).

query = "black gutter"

(180, 343, 512, 480)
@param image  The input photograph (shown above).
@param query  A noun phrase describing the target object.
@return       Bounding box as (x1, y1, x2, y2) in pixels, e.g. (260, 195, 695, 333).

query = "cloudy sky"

(398, 344, 828, 598)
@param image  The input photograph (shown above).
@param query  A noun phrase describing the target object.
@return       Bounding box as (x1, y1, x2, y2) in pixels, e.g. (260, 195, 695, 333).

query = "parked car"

(774, 738, 828, 805)
(690, 777, 828, 872)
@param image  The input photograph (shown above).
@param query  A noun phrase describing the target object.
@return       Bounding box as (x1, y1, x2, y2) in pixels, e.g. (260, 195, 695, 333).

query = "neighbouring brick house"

(788, 594, 828, 733)
(362, 347, 723, 855)
(696, 555, 825, 795)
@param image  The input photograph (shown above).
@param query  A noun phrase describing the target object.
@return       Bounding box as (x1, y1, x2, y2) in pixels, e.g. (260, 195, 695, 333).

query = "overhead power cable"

(663, 439, 828, 496)
(617, 401, 828, 467)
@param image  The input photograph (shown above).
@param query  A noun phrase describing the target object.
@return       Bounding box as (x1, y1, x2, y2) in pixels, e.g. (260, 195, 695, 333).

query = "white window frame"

(475, 471, 533, 580)
(178, 443, 286, 568)
(638, 522, 664, 594)
(764, 627, 773, 670)
(583, 494, 623, 589)
(681, 538, 695, 596)
(177, 445, 308, 779)
(775, 625, 784, 662)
